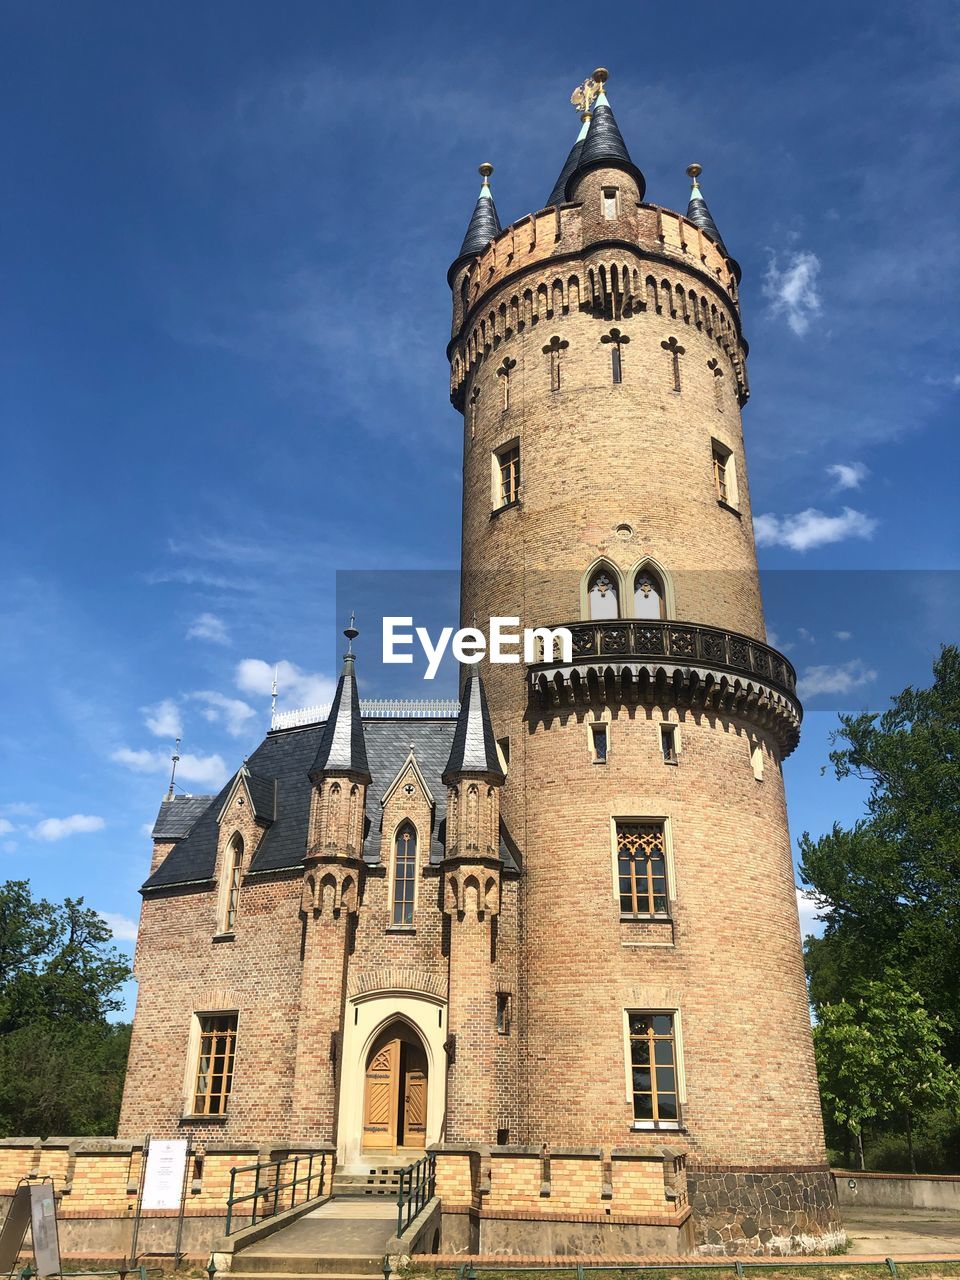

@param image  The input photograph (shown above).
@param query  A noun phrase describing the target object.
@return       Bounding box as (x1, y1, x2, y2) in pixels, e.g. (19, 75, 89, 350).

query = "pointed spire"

(685, 164, 741, 280)
(309, 619, 371, 782)
(567, 69, 645, 201)
(454, 163, 502, 264)
(442, 672, 505, 784)
(546, 111, 591, 208)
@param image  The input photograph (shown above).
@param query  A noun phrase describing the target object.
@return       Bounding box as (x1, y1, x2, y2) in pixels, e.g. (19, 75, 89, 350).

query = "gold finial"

(478, 162, 494, 183)
(592, 67, 609, 86)
(687, 163, 703, 185)
(570, 73, 600, 115)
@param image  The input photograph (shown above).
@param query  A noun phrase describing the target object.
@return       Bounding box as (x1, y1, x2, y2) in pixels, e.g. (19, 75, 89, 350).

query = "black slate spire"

(452, 163, 502, 268)
(309, 621, 371, 782)
(442, 672, 505, 784)
(685, 164, 740, 280)
(566, 71, 645, 201)
(546, 112, 591, 208)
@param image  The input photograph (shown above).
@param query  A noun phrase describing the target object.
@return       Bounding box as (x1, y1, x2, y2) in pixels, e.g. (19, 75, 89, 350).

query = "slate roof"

(309, 653, 371, 781)
(449, 180, 502, 282)
(142, 717, 519, 893)
(152, 795, 215, 840)
(244, 771, 277, 823)
(686, 180, 741, 281)
(443, 673, 505, 783)
(566, 93, 646, 201)
(546, 115, 590, 208)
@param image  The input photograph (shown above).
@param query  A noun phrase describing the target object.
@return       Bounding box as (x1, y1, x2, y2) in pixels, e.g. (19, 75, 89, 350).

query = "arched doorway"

(361, 1020, 428, 1154)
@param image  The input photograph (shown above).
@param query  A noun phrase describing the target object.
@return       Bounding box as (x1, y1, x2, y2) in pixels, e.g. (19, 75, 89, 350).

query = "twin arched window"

(586, 563, 667, 621)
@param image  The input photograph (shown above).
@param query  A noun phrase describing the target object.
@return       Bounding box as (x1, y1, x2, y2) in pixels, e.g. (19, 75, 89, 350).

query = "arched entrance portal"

(362, 1021, 428, 1154)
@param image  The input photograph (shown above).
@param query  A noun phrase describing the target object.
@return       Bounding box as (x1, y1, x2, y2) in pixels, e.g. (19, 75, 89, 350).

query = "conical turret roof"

(546, 112, 591, 208)
(442, 672, 505, 784)
(566, 80, 645, 201)
(309, 627, 371, 781)
(685, 165, 740, 280)
(449, 164, 502, 281)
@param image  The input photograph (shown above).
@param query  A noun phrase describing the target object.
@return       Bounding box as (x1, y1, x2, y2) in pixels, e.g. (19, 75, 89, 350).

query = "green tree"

(0, 880, 132, 1137)
(814, 977, 958, 1171)
(800, 645, 960, 1056)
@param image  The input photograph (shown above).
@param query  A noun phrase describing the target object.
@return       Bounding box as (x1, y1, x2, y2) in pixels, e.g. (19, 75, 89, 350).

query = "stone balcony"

(528, 618, 802, 756)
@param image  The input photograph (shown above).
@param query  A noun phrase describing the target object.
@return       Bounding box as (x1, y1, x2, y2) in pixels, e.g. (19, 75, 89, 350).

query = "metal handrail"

(396, 1152, 437, 1236)
(225, 1150, 327, 1236)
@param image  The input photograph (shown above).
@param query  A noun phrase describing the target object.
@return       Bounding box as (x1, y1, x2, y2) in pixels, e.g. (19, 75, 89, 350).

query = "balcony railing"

(530, 618, 797, 699)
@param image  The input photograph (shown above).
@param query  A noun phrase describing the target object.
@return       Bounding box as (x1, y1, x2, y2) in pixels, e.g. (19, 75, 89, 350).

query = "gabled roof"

(442, 673, 505, 784)
(565, 89, 645, 201)
(217, 768, 276, 826)
(449, 165, 502, 282)
(380, 746, 437, 810)
(309, 652, 371, 781)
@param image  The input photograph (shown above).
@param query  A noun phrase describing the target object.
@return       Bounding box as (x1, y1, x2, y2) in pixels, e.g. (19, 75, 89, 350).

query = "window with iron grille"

(496, 444, 520, 508)
(628, 1012, 680, 1126)
(616, 821, 669, 917)
(193, 1013, 237, 1116)
(392, 822, 417, 925)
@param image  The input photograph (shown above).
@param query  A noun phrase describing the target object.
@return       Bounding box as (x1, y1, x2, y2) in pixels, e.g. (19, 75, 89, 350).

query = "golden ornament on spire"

(570, 73, 601, 115)
(687, 162, 703, 184)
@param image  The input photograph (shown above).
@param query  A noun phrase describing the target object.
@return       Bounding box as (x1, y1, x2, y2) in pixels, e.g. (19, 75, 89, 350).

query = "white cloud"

(753, 506, 878, 552)
(764, 249, 822, 336)
(111, 746, 230, 789)
(236, 658, 337, 709)
(797, 658, 877, 699)
(826, 462, 868, 491)
(31, 814, 106, 842)
(98, 911, 139, 943)
(187, 612, 230, 645)
(143, 698, 183, 739)
(0, 818, 14, 835)
(191, 691, 257, 738)
(834, 630, 853, 641)
(797, 627, 816, 644)
(796, 887, 824, 939)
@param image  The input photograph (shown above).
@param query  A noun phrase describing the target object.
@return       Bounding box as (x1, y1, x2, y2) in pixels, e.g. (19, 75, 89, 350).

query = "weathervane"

(570, 67, 608, 116)
(167, 737, 181, 800)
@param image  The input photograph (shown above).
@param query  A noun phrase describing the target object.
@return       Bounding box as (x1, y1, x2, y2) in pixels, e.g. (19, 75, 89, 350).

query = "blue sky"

(2, 2, 958, 1011)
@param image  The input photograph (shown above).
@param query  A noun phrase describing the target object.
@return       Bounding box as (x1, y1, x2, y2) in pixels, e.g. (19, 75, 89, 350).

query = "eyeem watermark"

(383, 617, 573, 680)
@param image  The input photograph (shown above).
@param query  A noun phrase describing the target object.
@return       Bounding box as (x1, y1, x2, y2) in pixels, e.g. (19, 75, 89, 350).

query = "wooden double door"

(362, 1024, 428, 1152)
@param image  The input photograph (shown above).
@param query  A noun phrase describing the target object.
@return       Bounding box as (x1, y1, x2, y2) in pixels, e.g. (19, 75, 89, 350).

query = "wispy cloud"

(754, 507, 878, 552)
(236, 658, 337, 709)
(763, 250, 822, 336)
(111, 746, 230, 789)
(834, 630, 853, 641)
(826, 462, 868, 491)
(98, 911, 139, 943)
(143, 698, 183, 739)
(797, 658, 877, 699)
(31, 814, 106, 842)
(187, 612, 230, 645)
(191, 690, 258, 738)
(0, 818, 14, 836)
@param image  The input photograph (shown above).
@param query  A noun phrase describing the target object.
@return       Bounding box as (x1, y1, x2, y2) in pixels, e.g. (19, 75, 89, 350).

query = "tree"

(800, 645, 960, 1057)
(0, 880, 132, 1137)
(814, 977, 958, 1171)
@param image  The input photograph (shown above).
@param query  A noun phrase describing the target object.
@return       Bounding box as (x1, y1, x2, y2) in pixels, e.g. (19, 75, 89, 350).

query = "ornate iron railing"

(224, 1151, 326, 1235)
(530, 618, 797, 699)
(272, 699, 461, 731)
(396, 1152, 436, 1236)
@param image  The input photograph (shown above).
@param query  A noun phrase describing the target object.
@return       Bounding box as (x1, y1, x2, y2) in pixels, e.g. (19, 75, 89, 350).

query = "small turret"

(449, 163, 502, 280)
(442, 671, 505, 785)
(685, 163, 741, 281)
(566, 69, 645, 201)
(309, 620, 371, 783)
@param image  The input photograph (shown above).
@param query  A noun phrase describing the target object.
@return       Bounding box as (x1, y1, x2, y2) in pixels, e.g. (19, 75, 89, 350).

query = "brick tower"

(447, 69, 842, 1252)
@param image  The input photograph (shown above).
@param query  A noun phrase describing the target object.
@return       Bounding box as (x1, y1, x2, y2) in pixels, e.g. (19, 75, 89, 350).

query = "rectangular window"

(750, 740, 764, 781)
(590, 723, 608, 763)
(496, 992, 512, 1035)
(602, 188, 618, 219)
(494, 443, 520, 509)
(628, 1012, 680, 1127)
(611, 346, 622, 384)
(392, 825, 417, 926)
(616, 821, 669, 917)
(193, 1013, 237, 1116)
(712, 440, 737, 508)
(660, 725, 678, 764)
(497, 736, 511, 769)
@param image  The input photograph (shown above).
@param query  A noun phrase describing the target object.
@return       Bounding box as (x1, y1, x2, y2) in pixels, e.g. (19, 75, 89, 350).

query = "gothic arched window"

(633, 566, 666, 620)
(588, 566, 620, 620)
(392, 822, 417, 926)
(223, 833, 243, 933)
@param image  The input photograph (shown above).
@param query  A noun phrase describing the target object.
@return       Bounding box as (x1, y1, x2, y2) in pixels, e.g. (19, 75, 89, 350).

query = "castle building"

(119, 71, 842, 1256)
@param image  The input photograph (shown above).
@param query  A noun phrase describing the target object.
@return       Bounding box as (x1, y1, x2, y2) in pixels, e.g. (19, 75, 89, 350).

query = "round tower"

(447, 71, 841, 1254)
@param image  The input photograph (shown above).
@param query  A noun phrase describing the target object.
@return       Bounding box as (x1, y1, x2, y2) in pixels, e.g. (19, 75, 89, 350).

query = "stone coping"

(421, 1253, 960, 1268)
(831, 1167, 960, 1183)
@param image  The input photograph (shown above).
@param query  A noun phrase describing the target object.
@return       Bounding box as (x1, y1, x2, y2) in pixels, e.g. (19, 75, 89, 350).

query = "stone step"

(229, 1255, 386, 1276)
(332, 1174, 402, 1198)
(230, 1273, 381, 1280)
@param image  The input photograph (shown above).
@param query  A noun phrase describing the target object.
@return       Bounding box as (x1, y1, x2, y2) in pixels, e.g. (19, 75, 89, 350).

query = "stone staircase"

(331, 1165, 404, 1199)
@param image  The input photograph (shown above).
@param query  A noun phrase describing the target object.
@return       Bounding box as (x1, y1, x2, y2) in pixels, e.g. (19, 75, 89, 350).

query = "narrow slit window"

(590, 724, 608, 763)
(496, 993, 512, 1035)
(223, 834, 243, 933)
(628, 1012, 680, 1127)
(392, 822, 417, 925)
(617, 821, 669, 917)
(661, 726, 678, 764)
(611, 345, 622, 383)
(193, 1013, 237, 1116)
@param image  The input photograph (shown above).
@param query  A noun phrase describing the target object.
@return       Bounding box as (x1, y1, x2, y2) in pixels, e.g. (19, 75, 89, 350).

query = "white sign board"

(30, 1183, 61, 1277)
(141, 1139, 189, 1211)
